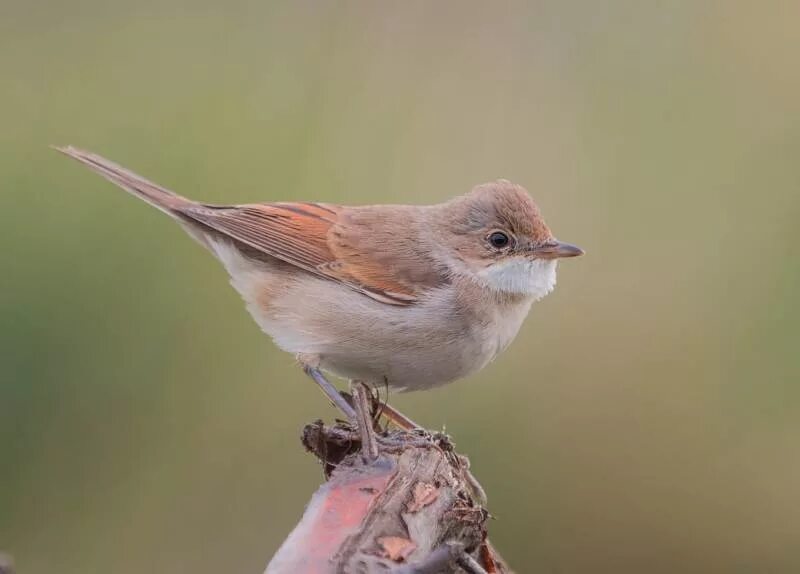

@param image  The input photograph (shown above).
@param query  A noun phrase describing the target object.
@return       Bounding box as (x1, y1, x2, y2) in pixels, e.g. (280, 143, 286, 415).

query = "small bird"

(56, 147, 583, 420)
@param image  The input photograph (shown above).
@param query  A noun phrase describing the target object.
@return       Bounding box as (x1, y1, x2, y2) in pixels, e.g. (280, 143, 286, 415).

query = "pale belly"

(260, 277, 532, 391)
(211, 240, 534, 391)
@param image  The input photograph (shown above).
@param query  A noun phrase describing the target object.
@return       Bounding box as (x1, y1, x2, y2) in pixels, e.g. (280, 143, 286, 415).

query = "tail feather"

(54, 146, 194, 216)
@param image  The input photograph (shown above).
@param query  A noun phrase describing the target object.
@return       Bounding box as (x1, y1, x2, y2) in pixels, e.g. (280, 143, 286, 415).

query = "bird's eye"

(488, 231, 510, 249)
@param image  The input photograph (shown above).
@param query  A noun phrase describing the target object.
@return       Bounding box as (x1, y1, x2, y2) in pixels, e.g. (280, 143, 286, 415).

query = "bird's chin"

(477, 258, 558, 300)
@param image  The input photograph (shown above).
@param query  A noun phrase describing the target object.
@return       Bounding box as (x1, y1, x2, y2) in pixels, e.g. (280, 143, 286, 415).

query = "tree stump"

(265, 417, 513, 574)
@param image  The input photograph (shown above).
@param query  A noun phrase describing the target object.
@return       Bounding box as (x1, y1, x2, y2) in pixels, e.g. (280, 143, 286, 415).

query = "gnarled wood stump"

(265, 419, 513, 574)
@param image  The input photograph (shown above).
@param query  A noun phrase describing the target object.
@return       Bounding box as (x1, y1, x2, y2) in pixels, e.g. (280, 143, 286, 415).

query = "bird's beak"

(531, 240, 585, 260)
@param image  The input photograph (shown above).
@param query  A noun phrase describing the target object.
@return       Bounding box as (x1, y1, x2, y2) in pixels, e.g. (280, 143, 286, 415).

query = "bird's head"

(433, 180, 583, 300)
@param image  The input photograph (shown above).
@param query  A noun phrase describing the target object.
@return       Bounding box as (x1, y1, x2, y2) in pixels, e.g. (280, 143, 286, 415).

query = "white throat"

(477, 258, 558, 300)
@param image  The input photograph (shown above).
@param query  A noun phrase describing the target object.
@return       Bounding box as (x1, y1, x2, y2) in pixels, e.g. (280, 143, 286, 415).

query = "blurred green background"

(2, 1, 799, 572)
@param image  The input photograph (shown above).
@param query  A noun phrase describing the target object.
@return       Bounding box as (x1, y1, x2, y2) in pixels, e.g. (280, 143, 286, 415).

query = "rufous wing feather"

(179, 202, 419, 305)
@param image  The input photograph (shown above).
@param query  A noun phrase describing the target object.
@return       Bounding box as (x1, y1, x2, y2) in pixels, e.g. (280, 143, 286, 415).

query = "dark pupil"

(489, 232, 509, 248)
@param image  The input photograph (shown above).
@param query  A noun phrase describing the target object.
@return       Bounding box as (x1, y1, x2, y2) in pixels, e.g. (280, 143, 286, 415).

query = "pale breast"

(210, 238, 535, 390)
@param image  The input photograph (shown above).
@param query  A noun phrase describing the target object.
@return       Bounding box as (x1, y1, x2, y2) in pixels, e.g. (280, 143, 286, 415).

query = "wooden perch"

(265, 386, 513, 574)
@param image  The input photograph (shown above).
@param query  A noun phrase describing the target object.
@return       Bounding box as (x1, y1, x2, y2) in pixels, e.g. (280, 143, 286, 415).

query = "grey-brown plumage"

(56, 146, 582, 391)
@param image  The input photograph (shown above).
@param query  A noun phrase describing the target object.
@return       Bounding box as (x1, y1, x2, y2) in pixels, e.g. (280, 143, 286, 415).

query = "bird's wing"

(55, 146, 433, 305)
(180, 202, 421, 306)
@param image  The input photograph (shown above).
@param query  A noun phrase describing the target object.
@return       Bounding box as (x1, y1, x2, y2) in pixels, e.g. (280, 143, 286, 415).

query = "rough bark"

(265, 420, 513, 574)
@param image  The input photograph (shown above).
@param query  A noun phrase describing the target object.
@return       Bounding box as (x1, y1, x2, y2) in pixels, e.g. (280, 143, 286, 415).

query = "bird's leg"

(298, 364, 379, 460)
(300, 362, 357, 422)
(350, 381, 379, 461)
(380, 402, 422, 430)
(366, 376, 422, 431)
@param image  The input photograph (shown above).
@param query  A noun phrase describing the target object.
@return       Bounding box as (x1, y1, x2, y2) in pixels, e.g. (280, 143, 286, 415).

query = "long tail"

(54, 146, 195, 216)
